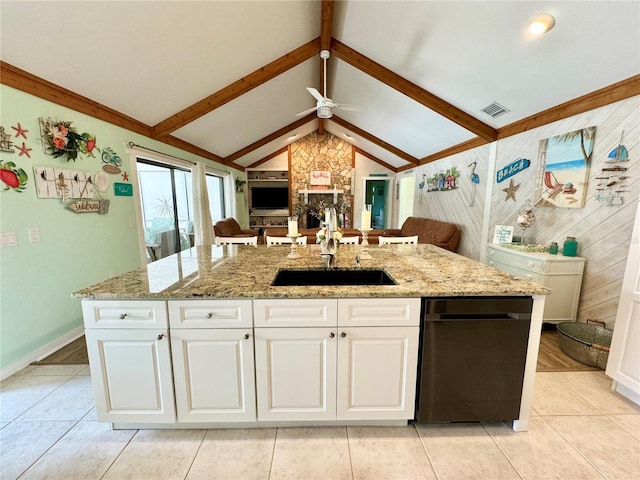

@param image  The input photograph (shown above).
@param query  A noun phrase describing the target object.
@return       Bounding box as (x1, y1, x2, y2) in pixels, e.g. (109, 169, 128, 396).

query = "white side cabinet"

(253, 298, 420, 422)
(168, 300, 256, 422)
(486, 244, 585, 323)
(82, 300, 175, 423)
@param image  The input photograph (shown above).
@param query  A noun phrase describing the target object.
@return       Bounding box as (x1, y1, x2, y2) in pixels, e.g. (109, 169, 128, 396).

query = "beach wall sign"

(496, 158, 530, 183)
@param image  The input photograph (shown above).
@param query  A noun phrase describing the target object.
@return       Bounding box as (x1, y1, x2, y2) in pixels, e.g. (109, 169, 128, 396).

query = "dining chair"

(216, 236, 258, 246)
(339, 236, 359, 244)
(266, 236, 307, 246)
(378, 235, 419, 245)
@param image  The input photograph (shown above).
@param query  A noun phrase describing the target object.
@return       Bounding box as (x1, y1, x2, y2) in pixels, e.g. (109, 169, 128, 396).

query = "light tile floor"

(1, 366, 639, 480)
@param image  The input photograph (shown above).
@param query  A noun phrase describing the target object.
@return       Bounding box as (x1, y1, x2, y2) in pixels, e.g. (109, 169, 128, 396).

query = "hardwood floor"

(32, 336, 89, 365)
(536, 328, 599, 372)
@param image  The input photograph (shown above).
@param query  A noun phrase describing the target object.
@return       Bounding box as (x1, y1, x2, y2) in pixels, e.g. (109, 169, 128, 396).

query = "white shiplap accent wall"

(409, 96, 638, 327)
(412, 145, 492, 260)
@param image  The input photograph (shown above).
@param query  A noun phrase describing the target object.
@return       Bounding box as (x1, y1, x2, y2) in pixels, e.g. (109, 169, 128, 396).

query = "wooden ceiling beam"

(331, 40, 497, 142)
(331, 115, 419, 164)
(224, 114, 317, 165)
(246, 146, 289, 169)
(353, 147, 398, 173)
(417, 137, 489, 166)
(0, 61, 154, 137)
(152, 38, 321, 138)
(318, 0, 334, 135)
(498, 74, 640, 139)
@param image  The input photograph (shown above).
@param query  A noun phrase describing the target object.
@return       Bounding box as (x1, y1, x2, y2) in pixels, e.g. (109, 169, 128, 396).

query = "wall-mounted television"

(250, 186, 289, 210)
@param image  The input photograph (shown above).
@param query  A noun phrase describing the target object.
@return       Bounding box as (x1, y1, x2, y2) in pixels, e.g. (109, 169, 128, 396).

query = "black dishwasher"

(415, 297, 532, 423)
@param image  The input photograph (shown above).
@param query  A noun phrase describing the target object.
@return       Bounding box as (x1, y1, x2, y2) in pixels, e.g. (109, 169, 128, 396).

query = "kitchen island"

(74, 244, 549, 431)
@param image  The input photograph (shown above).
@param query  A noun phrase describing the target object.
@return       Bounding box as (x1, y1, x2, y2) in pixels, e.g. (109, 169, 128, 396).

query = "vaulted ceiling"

(1, 1, 639, 172)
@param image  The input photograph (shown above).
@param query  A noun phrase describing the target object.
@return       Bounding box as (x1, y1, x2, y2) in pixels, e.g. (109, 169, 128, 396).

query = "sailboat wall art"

(535, 126, 596, 209)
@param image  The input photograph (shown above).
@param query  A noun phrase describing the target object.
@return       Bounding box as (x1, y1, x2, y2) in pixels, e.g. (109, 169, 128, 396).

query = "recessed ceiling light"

(344, 134, 353, 139)
(288, 134, 297, 139)
(529, 13, 555, 35)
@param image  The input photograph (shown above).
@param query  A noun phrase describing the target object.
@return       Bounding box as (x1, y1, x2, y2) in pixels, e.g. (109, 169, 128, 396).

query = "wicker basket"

(556, 321, 612, 369)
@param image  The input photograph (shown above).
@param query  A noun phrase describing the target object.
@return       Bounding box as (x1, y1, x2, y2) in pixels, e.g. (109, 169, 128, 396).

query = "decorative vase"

(563, 237, 578, 257)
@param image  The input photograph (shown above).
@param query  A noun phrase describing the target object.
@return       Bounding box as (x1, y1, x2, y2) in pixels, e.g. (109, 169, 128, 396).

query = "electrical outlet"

(130, 217, 136, 229)
(28, 227, 41, 243)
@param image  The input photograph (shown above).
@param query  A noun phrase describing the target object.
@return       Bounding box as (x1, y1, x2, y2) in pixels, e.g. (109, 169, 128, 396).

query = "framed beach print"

(535, 126, 596, 208)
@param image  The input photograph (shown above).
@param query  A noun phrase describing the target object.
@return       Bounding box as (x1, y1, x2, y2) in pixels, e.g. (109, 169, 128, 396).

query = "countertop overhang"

(73, 244, 550, 300)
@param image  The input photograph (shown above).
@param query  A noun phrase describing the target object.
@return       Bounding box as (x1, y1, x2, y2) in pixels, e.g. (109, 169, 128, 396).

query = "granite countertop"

(72, 244, 551, 300)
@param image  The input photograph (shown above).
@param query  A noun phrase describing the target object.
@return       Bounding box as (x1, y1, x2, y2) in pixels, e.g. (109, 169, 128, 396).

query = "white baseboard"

(613, 380, 640, 406)
(1, 327, 85, 380)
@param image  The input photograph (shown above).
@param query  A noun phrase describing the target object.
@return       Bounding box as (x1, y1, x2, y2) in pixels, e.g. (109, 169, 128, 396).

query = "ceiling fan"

(296, 50, 360, 119)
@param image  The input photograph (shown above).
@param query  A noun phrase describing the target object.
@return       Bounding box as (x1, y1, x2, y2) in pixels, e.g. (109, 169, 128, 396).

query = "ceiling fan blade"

(295, 106, 319, 117)
(306, 87, 326, 103)
(334, 103, 362, 112)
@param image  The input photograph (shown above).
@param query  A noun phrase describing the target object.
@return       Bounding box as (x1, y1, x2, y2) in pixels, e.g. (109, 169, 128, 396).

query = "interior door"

(606, 194, 640, 402)
(364, 179, 391, 229)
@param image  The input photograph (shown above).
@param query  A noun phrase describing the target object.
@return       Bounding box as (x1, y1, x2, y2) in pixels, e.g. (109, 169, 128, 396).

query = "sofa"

(382, 217, 460, 251)
(214, 217, 259, 240)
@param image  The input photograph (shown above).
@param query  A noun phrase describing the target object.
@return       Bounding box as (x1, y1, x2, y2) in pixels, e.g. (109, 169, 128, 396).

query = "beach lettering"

(496, 158, 530, 183)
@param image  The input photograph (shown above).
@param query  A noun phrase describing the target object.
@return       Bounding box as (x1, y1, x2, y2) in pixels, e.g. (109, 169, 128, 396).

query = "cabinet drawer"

(487, 247, 545, 274)
(253, 299, 337, 327)
(82, 300, 167, 329)
(168, 300, 252, 329)
(338, 298, 420, 327)
(487, 258, 544, 284)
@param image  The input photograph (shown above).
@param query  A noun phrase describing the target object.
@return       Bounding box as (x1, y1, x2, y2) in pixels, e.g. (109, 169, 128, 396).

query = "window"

(136, 158, 232, 262)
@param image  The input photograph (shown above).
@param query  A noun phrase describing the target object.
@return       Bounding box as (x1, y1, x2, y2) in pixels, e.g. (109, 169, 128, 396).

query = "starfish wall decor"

(502, 178, 520, 202)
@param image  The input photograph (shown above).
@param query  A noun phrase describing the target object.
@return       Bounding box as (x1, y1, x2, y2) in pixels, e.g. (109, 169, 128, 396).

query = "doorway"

(364, 178, 391, 229)
(398, 176, 415, 226)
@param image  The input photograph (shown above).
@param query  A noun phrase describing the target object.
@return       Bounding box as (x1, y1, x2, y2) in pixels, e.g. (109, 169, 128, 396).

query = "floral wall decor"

(535, 126, 596, 208)
(39, 117, 100, 162)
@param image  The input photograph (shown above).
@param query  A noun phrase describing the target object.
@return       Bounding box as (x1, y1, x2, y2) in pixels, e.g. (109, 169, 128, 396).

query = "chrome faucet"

(324, 207, 338, 268)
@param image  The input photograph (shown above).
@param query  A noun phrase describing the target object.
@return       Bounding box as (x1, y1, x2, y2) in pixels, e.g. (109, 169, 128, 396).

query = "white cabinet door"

(337, 326, 419, 420)
(606, 196, 640, 403)
(171, 328, 256, 422)
(254, 327, 337, 421)
(85, 328, 175, 423)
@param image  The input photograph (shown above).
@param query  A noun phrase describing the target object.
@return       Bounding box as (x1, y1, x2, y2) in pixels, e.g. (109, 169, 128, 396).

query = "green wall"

(0, 86, 242, 370)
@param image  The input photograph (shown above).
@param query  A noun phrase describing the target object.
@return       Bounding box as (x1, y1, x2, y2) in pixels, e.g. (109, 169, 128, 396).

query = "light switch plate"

(28, 227, 41, 243)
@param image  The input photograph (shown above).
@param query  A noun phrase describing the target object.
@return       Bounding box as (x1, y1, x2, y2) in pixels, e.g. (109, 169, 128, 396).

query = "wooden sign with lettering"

(496, 158, 530, 183)
(66, 199, 110, 214)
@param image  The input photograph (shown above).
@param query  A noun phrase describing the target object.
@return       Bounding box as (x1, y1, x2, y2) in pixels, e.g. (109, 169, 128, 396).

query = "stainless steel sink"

(272, 269, 397, 286)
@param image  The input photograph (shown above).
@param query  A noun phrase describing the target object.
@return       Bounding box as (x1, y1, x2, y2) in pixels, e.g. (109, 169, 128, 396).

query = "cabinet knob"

(341, 332, 346, 338)
(244, 333, 250, 340)
(206, 312, 214, 318)
(329, 332, 335, 338)
(157, 333, 164, 340)
(119, 313, 127, 319)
